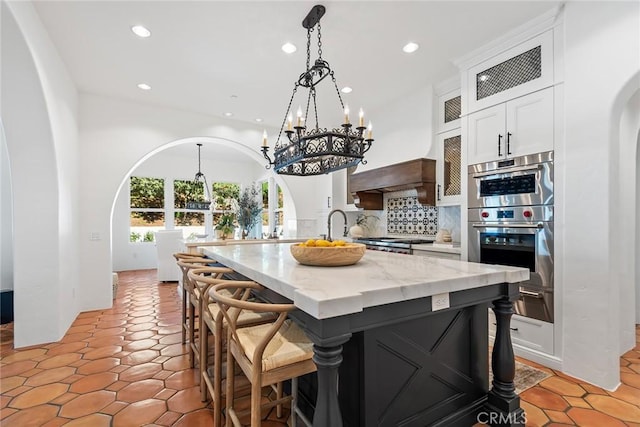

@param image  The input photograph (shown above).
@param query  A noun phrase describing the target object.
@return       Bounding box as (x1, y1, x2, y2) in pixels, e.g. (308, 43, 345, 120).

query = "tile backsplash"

(387, 195, 438, 235)
(381, 190, 461, 241)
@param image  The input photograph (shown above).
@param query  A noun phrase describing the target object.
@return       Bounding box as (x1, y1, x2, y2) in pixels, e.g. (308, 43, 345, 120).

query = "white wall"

(112, 147, 265, 271)
(614, 89, 640, 348)
(561, 1, 639, 390)
(78, 93, 329, 313)
(0, 121, 12, 293)
(1, 1, 79, 347)
(637, 124, 640, 325)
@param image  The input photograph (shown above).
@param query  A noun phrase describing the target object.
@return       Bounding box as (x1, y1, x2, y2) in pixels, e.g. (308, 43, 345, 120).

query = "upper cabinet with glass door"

(435, 85, 463, 206)
(466, 30, 553, 114)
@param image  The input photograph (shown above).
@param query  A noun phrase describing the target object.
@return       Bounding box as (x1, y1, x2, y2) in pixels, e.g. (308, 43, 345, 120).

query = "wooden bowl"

(290, 243, 366, 267)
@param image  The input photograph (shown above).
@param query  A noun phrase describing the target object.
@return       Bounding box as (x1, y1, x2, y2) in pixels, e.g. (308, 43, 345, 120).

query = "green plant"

(130, 231, 141, 242)
(143, 231, 155, 242)
(215, 213, 236, 239)
(233, 183, 263, 237)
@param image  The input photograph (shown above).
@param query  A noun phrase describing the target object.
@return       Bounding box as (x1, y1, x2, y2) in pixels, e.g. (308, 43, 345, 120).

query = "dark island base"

(297, 304, 491, 426)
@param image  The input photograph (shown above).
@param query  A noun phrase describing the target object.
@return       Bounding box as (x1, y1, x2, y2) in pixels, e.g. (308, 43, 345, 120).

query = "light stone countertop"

(412, 243, 462, 254)
(202, 243, 528, 320)
(184, 237, 309, 248)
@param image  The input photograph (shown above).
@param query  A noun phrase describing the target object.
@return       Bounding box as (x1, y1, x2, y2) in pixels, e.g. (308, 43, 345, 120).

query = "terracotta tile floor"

(0, 269, 638, 426)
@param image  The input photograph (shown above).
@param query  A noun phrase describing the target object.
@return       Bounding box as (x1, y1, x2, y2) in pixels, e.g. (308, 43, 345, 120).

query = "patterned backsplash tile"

(387, 196, 438, 235)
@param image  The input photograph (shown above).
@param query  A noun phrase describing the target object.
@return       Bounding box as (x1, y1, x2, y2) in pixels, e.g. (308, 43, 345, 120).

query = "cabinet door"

(437, 89, 462, 133)
(467, 104, 505, 165)
(505, 87, 554, 158)
(436, 129, 462, 206)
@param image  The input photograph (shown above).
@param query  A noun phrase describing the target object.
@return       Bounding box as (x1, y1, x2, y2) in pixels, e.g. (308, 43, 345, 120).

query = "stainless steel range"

(468, 151, 554, 323)
(352, 237, 435, 255)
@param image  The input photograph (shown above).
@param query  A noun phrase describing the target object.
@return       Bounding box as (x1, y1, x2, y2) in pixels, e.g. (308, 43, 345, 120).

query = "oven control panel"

(470, 206, 553, 223)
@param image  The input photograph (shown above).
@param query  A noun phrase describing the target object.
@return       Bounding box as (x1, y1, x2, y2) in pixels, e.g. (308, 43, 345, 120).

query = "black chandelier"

(261, 4, 373, 176)
(186, 143, 212, 210)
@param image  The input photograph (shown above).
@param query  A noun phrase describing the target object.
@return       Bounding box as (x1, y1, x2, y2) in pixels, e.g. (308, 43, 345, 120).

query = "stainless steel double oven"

(468, 151, 554, 323)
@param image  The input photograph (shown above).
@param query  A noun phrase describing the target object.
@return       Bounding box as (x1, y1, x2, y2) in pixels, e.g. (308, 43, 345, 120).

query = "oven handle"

(520, 290, 544, 298)
(471, 222, 544, 229)
(472, 164, 541, 179)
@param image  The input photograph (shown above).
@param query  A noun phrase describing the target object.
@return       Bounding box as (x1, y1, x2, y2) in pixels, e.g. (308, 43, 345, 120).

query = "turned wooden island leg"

(311, 334, 351, 427)
(486, 295, 525, 426)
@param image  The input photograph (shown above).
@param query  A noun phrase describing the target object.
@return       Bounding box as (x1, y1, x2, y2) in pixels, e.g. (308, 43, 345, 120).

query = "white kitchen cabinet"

(467, 30, 553, 113)
(467, 87, 553, 165)
(436, 129, 463, 206)
(437, 89, 462, 134)
(488, 310, 554, 355)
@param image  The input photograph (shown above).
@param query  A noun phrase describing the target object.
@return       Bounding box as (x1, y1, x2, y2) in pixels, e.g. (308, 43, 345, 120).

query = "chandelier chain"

(330, 71, 345, 110)
(317, 22, 323, 59)
(311, 86, 320, 130)
(276, 83, 299, 149)
(306, 28, 312, 73)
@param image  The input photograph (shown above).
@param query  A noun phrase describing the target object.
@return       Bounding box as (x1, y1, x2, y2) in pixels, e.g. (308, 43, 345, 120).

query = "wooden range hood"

(348, 158, 437, 210)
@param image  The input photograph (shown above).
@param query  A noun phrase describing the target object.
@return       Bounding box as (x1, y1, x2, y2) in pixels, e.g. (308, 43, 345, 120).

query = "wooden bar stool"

(210, 281, 317, 427)
(177, 259, 233, 368)
(188, 273, 277, 427)
(173, 252, 209, 344)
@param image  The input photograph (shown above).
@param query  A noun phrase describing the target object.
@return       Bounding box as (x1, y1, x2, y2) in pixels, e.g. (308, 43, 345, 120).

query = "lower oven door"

(468, 221, 554, 292)
(515, 287, 554, 323)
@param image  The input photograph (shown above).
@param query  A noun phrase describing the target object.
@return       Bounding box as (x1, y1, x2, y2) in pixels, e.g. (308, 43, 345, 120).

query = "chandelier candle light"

(261, 4, 374, 176)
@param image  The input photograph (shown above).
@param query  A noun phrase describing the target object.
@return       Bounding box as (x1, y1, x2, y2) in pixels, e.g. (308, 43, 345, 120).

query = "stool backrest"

(209, 281, 295, 369)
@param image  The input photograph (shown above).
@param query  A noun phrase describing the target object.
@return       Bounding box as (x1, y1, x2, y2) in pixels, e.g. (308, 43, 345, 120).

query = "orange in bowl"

(290, 242, 366, 267)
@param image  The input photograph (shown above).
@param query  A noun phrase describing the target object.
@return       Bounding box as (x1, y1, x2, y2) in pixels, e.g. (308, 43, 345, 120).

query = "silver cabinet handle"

(472, 164, 541, 179)
(472, 222, 544, 229)
(520, 290, 544, 298)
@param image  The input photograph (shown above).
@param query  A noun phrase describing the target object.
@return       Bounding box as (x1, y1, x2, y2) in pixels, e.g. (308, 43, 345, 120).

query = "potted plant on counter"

(215, 213, 236, 240)
(233, 183, 263, 239)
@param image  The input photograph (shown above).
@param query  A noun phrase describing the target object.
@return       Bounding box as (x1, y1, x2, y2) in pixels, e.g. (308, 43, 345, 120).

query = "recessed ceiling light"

(282, 42, 297, 54)
(223, 112, 233, 117)
(131, 25, 151, 38)
(341, 86, 353, 94)
(402, 42, 419, 53)
(255, 118, 263, 123)
(137, 83, 151, 90)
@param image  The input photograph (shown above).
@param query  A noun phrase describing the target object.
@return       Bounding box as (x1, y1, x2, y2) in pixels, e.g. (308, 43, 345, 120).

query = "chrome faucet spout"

(327, 209, 348, 241)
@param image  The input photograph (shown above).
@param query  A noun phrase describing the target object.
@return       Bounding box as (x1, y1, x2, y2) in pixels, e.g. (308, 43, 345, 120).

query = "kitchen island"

(202, 243, 528, 426)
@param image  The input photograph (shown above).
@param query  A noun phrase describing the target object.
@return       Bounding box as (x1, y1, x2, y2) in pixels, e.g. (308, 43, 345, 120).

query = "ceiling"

(32, 1, 560, 131)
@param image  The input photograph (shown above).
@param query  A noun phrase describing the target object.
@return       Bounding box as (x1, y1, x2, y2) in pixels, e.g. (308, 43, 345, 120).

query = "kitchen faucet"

(327, 209, 348, 242)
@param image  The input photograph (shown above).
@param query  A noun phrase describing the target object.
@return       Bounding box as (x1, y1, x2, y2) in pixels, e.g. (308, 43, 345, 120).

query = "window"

(261, 180, 284, 238)
(129, 177, 165, 242)
(174, 179, 207, 238)
(211, 182, 240, 238)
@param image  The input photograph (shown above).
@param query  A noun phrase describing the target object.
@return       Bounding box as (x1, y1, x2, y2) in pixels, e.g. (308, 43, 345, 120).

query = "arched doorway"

(109, 137, 296, 274)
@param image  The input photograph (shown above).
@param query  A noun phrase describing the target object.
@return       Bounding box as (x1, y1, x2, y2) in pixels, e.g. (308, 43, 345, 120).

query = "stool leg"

(214, 321, 224, 427)
(188, 300, 196, 368)
(291, 377, 298, 427)
(199, 312, 209, 401)
(181, 282, 187, 344)
(251, 376, 262, 427)
(276, 382, 283, 418)
(226, 347, 235, 427)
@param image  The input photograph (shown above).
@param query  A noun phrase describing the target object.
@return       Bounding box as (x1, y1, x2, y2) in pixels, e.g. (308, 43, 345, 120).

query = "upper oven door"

(468, 151, 553, 208)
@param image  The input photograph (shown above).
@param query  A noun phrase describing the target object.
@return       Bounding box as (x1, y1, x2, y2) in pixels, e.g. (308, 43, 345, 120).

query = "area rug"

(489, 361, 551, 394)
